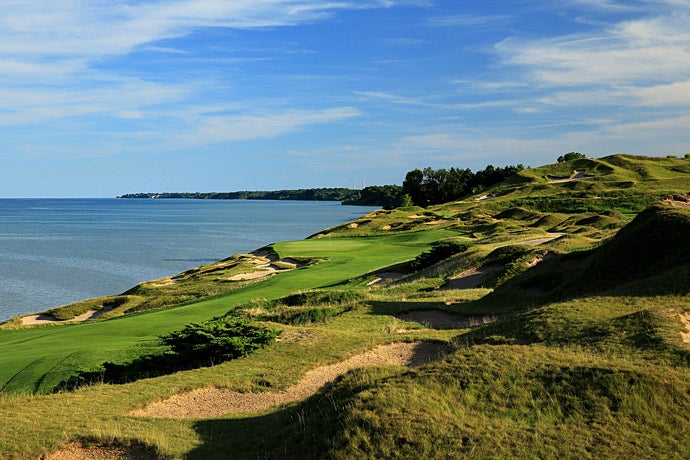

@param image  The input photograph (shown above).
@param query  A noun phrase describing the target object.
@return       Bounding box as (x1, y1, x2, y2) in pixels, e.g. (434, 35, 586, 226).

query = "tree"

(402, 168, 424, 206)
(401, 163, 524, 207)
(400, 193, 414, 208)
(557, 152, 587, 163)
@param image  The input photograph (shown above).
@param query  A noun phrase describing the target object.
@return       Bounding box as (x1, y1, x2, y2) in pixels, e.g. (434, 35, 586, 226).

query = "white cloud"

(496, 9, 690, 88)
(636, 80, 690, 105)
(177, 107, 360, 144)
(426, 14, 512, 28)
(0, 0, 401, 132)
(389, 112, 690, 168)
(0, 78, 191, 126)
(0, 1, 421, 57)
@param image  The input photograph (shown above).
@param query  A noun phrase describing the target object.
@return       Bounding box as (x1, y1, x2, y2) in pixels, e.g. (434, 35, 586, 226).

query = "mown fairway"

(0, 230, 453, 395)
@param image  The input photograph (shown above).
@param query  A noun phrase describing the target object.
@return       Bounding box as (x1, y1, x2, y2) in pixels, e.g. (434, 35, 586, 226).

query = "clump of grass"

(245, 305, 348, 325)
(229, 290, 366, 325)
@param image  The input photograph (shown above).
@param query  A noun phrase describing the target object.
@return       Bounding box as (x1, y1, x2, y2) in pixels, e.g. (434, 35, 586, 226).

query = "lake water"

(0, 199, 374, 322)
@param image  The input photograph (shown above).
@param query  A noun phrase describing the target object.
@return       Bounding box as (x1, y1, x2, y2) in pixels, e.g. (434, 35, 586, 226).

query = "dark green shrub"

(161, 317, 280, 364)
(410, 240, 471, 271)
(484, 245, 533, 265)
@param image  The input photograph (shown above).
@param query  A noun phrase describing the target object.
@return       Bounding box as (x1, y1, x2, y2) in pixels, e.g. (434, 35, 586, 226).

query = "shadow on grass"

(186, 367, 405, 460)
(52, 352, 199, 392)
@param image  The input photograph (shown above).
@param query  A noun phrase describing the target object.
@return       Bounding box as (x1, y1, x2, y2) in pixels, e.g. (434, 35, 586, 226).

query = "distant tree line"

(341, 185, 404, 209)
(118, 188, 360, 202)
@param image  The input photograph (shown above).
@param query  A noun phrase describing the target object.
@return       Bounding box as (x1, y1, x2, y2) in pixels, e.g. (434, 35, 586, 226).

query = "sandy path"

(547, 169, 589, 183)
(494, 233, 565, 250)
(680, 313, 690, 343)
(130, 341, 449, 419)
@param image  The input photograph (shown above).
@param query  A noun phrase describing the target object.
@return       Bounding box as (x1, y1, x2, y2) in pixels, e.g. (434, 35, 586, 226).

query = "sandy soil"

(442, 264, 502, 290)
(547, 169, 589, 183)
(130, 341, 449, 419)
(680, 313, 690, 343)
(493, 233, 565, 250)
(46, 443, 154, 460)
(367, 272, 405, 286)
(667, 199, 690, 209)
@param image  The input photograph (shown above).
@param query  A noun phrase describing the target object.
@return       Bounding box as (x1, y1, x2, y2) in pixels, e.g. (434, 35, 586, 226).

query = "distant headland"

(118, 186, 404, 208)
(118, 188, 359, 201)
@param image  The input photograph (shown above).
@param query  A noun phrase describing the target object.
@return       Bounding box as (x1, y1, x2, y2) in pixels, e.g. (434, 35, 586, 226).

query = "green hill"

(0, 154, 689, 459)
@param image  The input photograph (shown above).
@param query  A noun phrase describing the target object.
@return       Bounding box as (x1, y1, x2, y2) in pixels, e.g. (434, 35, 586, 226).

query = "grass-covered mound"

(570, 204, 690, 295)
(481, 204, 690, 304)
(271, 346, 690, 459)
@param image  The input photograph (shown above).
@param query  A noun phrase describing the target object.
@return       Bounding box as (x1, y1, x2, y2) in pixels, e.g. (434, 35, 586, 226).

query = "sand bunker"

(130, 341, 449, 419)
(21, 306, 114, 326)
(227, 266, 280, 281)
(442, 264, 502, 290)
(227, 258, 298, 281)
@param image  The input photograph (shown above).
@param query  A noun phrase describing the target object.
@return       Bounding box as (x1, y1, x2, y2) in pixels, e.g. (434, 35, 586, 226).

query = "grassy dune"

(0, 154, 689, 459)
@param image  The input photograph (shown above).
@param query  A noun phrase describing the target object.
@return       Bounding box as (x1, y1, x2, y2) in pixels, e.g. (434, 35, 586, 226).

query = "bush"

(410, 240, 471, 271)
(161, 317, 280, 364)
(54, 317, 281, 391)
(485, 245, 534, 265)
(557, 152, 587, 163)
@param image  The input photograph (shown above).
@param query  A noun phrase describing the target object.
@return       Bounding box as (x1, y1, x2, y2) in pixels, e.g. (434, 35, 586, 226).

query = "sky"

(1, 0, 690, 197)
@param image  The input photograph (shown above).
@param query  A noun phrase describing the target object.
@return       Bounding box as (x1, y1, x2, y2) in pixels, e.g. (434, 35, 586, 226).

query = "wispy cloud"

(495, 7, 690, 88)
(176, 107, 361, 144)
(0, 0, 394, 136)
(426, 13, 512, 28)
(357, 91, 519, 110)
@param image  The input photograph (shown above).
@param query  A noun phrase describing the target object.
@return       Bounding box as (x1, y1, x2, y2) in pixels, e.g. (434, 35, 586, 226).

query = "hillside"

(0, 154, 689, 459)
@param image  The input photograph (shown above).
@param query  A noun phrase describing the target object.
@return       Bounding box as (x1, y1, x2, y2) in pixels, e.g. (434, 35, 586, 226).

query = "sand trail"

(130, 341, 449, 419)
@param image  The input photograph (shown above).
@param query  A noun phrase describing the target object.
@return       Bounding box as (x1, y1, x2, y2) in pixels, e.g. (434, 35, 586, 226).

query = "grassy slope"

(0, 154, 689, 459)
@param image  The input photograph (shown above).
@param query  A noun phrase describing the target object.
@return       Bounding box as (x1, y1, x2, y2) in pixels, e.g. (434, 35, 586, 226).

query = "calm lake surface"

(0, 199, 375, 321)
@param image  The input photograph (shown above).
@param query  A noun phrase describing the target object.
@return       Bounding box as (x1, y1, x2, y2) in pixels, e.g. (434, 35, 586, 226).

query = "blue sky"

(1, 0, 689, 197)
